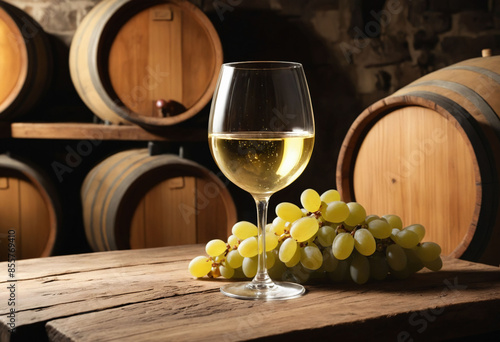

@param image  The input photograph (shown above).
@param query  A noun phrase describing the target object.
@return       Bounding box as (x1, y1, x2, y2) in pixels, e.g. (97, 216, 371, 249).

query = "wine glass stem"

(251, 196, 275, 288)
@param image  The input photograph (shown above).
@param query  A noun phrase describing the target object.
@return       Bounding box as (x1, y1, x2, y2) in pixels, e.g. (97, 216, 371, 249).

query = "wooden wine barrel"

(0, 155, 61, 261)
(81, 149, 237, 251)
(0, 1, 53, 119)
(69, 0, 223, 128)
(337, 54, 500, 266)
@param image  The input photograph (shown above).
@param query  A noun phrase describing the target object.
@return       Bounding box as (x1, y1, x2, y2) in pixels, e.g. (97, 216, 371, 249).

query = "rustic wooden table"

(1, 244, 499, 342)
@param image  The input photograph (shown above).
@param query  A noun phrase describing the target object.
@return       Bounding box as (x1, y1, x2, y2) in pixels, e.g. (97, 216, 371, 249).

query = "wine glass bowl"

(208, 61, 315, 300)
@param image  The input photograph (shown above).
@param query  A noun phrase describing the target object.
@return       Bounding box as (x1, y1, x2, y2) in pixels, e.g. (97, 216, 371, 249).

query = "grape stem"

(309, 210, 323, 222)
(376, 238, 396, 253)
(335, 224, 346, 234)
(278, 232, 291, 243)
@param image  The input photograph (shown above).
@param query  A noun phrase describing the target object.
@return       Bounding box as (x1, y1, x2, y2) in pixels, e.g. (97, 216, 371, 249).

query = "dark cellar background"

(3, 0, 500, 256)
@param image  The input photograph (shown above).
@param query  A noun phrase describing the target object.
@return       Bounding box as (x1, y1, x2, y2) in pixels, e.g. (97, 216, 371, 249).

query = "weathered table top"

(1, 244, 499, 341)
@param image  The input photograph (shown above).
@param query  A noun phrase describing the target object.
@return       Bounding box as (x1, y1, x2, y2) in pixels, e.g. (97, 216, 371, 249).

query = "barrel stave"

(82, 149, 236, 251)
(337, 56, 500, 265)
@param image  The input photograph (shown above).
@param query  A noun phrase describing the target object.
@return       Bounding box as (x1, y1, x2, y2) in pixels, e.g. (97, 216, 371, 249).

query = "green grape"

(343, 224, 356, 232)
(276, 202, 303, 222)
(304, 236, 317, 246)
(317, 225, 336, 247)
(350, 253, 370, 284)
(344, 202, 367, 226)
(205, 239, 227, 257)
(364, 214, 380, 224)
(329, 258, 350, 282)
(188, 256, 212, 278)
(266, 251, 276, 269)
(390, 228, 400, 243)
(291, 264, 312, 284)
(324, 201, 350, 223)
(259, 233, 279, 252)
(290, 217, 319, 242)
(284, 264, 311, 284)
(353, 228, 376, 256)
(227, 234, 239, 248)
(423, 256, 443, 271)
(320, 189, 341, 203)
(382, 214, 403, 229)
(405, 248, 424, 273)
(226, 249, 243, 268)
(279, 238, 298, 263)
(390, 266, 411, 279)
(271, 216, 287, 236)
(238, 236, 258, 258)
(210, 266, 221, 278)
(319, 201, 327, 215)
(272, 248, 279, 259)
(321, 248, 338, 272)
(232, 221, 258, 240)
(285, 245, 301, 267)
(265, 223, 273, 232)
(268, 256, 287, 280)
(242, 257, 257, 278)
(220, 265, 234, 279)
(300, 188, 322, 212)
(367, 219, 392, 239)
(395, 229, 420, 249)
(188, 188, 445, 283)
(406, 224, 426, 242)
(233, 267, 245, 279)
(306, 241, 318, 249)
(369, 254, 389, 280)
(308, 267, 326, 281)
(386, 244, 407, 271)
(332, 232, 355, 260)
(214, 255, 225, 265)
(414, 242, 441, 262)
(300, 245, 323, 270)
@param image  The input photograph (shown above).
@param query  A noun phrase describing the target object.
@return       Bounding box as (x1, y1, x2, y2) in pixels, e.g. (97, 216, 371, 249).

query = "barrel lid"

(99, 0, 223, 127)
(0, 6, 28, 112)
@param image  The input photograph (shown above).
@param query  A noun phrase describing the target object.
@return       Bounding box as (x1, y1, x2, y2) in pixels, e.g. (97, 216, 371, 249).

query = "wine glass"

(208, 61, 315, 300)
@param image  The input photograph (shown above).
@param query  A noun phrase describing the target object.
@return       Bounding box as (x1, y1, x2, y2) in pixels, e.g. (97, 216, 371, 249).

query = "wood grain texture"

(0, 2, 52, 119)
(0, 155, 60, 261)
(69, 0, 125, 124)
(108, 4, 184, 118)
(130, 176, 198, 248)
(0, 8, 26, 108)
(337, 55, 500, 265)
(82, 149, 236, 251)
(69, 0, 222, 128)
(9, 123, 207, 141)
(0, 245, 498, 341)
(353, 106, 476, 257)
(0, 177, 20, 261)
(18, 179, 51, 259)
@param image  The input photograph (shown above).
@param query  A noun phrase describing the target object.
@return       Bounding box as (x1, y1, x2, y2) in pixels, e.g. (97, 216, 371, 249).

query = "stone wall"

(3, 0, 100, 45)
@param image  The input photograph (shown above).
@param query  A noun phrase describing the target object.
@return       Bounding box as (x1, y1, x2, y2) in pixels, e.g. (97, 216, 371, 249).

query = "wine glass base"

(220, 281, 305, 300)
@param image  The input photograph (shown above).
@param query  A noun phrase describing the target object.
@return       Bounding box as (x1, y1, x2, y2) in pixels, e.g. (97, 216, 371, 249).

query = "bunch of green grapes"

(188, 189, 443, 285)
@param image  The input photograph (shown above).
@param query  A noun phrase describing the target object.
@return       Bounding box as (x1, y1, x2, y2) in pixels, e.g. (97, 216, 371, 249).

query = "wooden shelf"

(1, 122, 207, 141)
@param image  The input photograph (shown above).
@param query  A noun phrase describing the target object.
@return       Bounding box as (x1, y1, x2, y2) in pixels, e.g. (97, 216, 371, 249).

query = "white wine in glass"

(208, 61, 315, 300)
